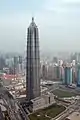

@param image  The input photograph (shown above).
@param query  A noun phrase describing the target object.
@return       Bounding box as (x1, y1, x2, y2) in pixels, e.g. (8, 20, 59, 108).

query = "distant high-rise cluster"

(40, 61, 64, 81)
(3, 55, 24, 75)
(26, 18, 40, 100)
(40, 58, 80, 87)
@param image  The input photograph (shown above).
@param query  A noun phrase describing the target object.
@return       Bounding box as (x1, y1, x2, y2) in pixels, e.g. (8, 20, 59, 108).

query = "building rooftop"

(17, 95, 26, 98)
(0, 99, 6, 112)
(1, 74, 18, 80)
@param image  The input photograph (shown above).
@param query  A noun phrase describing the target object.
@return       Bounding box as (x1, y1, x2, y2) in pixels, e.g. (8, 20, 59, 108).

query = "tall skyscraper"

(26, 17, 40, 100)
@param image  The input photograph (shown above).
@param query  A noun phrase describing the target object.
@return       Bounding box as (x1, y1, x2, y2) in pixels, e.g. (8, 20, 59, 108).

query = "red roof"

(2, 74, 18, 80)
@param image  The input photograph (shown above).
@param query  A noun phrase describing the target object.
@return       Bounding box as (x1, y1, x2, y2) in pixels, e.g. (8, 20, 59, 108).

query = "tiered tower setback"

(26, 18, 40, 100)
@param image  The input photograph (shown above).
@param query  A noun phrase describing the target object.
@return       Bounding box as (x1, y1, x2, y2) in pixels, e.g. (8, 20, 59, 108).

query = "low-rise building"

(29, 92, 55, 112)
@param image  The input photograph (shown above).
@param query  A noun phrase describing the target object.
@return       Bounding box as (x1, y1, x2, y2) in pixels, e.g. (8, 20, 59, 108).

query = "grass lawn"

(29, 104, 65, 120)
(53, 89, 77, 98)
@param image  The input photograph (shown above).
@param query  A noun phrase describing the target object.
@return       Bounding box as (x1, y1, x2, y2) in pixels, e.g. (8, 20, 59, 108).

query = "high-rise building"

(42, 64, 48, 80)
(63, 66, 72, 85)
(26, 17, 40, 100)
(18, 56, 23, 74)
(0, 56, 5, 70)
(13, 56, 18, 74)
(53, 57, 58, 63)
(60, 66, 64, 81)
(72, 67, 77, 83)
(47, 64, 54, 80)
(19, 56, 22, 64)
(77, 65, 80, 87)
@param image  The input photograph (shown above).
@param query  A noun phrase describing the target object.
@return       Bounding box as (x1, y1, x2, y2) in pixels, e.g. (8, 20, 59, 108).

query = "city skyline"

(0, 0, 80, 53)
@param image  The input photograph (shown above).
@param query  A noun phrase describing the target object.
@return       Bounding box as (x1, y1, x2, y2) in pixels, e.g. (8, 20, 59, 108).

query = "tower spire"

(32, 17, 34, 22)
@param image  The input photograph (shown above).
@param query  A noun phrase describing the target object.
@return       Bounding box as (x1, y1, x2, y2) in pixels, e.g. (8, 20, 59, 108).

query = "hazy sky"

(0, 0, 80, 53)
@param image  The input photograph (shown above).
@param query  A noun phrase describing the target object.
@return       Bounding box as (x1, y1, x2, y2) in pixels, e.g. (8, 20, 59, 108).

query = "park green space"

(52, 89, 77, 98)
(29, 104, 65, 120)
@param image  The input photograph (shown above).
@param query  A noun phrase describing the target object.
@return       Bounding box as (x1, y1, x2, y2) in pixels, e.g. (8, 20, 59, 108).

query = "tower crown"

(29, 17, 37, 28)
